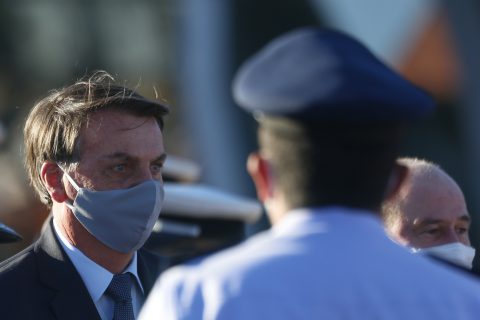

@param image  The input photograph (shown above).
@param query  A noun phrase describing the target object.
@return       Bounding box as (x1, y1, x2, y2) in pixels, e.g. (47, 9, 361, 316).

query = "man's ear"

(384, 162, 408, 202)
(40, 162, 69, 203)
(247, 152, 273, 202)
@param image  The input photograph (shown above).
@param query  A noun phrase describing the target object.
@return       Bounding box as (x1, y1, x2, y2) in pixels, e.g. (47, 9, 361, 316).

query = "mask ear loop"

(56, 164, 81, 192)
(57, 164, 81, 211)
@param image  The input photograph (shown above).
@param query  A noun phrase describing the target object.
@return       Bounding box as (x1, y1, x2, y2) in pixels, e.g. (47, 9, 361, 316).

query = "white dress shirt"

(140, 206, 480, 320)
(53, 218, 144, 320)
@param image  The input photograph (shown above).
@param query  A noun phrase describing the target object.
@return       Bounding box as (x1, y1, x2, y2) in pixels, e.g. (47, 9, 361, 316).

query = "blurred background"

(1, 0, 480, 268)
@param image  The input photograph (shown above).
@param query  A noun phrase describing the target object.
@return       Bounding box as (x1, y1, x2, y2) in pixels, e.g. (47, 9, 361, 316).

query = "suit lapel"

(35, 218, 101, 320)
(137, 249, 172, 297)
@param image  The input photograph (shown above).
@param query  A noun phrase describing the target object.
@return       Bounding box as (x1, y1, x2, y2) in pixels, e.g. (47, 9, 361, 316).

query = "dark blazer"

(0, 219, 172, 319)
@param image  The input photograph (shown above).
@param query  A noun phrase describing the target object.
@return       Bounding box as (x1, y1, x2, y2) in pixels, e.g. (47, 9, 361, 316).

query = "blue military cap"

(233, 28, 435, 122)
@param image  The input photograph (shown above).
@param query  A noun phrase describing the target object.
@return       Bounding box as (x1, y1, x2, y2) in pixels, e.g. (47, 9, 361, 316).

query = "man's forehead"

(400, 197, 469, 224)
(85, 109, 156, 128)
(401, 176, 468, 222)
(78, 110, 164, 157)
(81, 111, 160, 141)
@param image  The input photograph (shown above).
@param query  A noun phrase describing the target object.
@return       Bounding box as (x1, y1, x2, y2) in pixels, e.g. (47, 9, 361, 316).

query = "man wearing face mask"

(0, 71, 171, 320)
(382, 157, 476, 269)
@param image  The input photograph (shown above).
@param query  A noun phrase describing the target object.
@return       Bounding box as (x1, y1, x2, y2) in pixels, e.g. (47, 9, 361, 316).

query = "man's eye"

(456, 227, 468, 235)
(421, 228, 439, 236)
(151, 164, 163, 174)
(112, 164, 126, 172)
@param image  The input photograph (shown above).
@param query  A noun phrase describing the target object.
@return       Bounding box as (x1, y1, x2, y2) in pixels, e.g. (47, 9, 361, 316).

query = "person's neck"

(265, 196, 289, 226)
(53, 205, 133, 274)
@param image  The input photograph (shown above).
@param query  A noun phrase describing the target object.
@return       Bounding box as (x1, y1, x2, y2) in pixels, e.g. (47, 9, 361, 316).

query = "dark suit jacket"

(0, 219, 172, 319)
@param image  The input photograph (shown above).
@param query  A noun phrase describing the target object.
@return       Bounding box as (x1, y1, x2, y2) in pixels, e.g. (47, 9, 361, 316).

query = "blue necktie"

(106, 273, 135, 320)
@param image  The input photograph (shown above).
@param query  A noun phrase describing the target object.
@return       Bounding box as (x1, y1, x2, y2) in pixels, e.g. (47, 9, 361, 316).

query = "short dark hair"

(24, 71, 169, 206)
(259, 118, 402, 211)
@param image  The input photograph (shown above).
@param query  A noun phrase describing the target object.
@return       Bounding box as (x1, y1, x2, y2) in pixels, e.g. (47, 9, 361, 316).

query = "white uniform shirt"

(140, 207, 480, 320)
(53, 218, 145, 320)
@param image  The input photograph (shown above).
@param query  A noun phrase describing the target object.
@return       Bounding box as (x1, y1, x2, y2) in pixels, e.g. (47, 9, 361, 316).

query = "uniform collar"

(272, 206, 383, 237)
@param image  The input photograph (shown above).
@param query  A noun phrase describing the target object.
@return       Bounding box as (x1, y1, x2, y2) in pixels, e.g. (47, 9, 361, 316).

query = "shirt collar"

(272, 206, 383, 237)
(53, 217, 144, 302)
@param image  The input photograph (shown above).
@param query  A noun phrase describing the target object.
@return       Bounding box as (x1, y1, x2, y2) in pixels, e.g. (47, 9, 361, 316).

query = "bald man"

(382, 157, 476, 269)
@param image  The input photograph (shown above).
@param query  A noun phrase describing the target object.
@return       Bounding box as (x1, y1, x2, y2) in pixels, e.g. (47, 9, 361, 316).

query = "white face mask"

(411, 242, 476, 269)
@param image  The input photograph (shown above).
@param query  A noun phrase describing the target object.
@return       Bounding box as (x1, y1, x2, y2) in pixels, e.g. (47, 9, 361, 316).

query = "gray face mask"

(61, 168, 164, 253)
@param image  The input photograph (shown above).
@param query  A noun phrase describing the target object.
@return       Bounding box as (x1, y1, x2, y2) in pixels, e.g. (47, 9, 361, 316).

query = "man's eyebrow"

(102, 152, 131, 160)
(155, 153, 167, 163)
(458, 215, 471, 223)
(101, 152, 167, 162)
(412, 218, 443, 227)
(413, 215, 471, 227)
